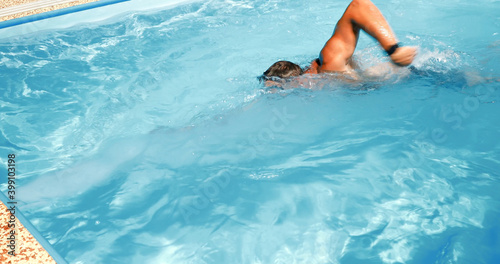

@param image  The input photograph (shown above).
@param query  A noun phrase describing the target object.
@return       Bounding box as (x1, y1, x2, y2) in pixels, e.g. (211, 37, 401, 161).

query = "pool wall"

(0, 0, 201, 38)
(0, 0, 129, 29)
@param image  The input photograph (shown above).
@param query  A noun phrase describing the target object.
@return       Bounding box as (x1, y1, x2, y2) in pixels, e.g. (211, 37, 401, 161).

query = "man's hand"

(390, 46, 417, 66)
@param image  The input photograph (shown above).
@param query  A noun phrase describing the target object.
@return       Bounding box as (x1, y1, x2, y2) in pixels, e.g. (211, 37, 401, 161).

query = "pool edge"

(0, 191, 67, 263)
(0, 0, 130, 30)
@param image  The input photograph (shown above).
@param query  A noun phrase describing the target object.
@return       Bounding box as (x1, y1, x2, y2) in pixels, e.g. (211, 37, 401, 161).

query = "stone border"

(0, 0, 100, 21)
(0, 199, 57, 264)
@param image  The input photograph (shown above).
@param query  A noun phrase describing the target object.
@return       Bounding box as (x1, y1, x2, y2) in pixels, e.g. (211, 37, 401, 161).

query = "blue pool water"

(1, 0, 500, 263)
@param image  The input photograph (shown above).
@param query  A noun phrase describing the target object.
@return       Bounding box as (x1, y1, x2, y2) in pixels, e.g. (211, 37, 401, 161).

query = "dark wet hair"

(259, 61, 303, 82)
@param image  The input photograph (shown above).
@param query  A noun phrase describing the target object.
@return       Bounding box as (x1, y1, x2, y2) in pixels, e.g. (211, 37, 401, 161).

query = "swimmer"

(261, 0, 417, 85)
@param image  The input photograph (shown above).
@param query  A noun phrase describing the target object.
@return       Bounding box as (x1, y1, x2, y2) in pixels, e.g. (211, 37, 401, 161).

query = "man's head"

(261, 61, 303, 81)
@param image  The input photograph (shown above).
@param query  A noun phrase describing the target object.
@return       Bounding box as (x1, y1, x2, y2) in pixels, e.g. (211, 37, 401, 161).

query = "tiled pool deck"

(0, 200, 56, 263)
(0, 0, 99, 21)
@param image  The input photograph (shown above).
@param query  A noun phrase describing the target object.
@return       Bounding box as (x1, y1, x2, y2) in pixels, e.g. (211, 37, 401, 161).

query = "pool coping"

(0, 192, 67, 264)
(0, 0, 130, 29)
(0, 0, 95, 18)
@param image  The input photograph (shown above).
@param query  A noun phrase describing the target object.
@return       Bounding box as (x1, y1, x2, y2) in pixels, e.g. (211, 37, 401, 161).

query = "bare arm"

(319, 0, 416, 72)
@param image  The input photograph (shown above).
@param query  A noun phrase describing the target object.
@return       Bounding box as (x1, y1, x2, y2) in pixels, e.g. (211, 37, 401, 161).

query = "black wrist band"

(386, 43, 400, 56)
